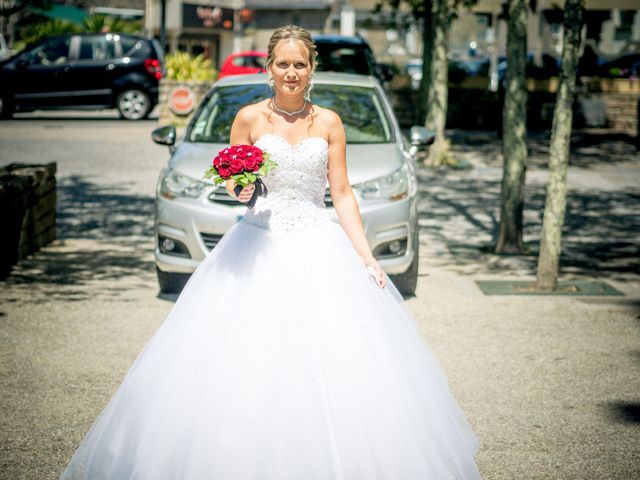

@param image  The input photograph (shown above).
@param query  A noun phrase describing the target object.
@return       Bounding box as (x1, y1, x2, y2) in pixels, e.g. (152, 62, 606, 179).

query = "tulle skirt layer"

(61, 220, 481, 480)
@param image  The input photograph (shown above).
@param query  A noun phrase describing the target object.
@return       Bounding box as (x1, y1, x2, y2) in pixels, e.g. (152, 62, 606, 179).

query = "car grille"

(200, 232, 224, 251)
(208, 187, 243, 206)
(210, 185, 333, 207)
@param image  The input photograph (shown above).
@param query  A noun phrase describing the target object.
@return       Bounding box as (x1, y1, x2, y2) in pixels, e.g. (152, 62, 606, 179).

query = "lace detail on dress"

(241, 133, 332, 233)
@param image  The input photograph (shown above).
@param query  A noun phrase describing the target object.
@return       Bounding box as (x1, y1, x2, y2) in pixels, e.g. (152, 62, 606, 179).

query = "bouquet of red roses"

(204, 144, 277, 208)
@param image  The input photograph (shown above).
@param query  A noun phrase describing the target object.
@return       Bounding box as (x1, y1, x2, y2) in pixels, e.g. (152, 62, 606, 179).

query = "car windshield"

(188, 83, 393, 144)
(315, 45, 374, 76)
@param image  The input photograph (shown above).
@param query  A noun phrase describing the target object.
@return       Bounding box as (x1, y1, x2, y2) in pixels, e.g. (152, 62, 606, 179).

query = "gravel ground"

(1, 113, 639, 479)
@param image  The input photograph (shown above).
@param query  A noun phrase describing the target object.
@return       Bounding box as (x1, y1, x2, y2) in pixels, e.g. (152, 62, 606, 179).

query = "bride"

(61, 25, 481, 479)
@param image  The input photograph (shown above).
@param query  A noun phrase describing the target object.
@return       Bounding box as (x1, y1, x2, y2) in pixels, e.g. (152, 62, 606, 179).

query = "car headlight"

(353, 164, 410, 201)
(159, 169, 209, 199)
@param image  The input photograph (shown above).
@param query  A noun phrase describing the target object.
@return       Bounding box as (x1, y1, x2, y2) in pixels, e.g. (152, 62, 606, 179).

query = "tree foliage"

(81, 14, 141, 35)
(20, 18, 76, 45)
(19, 14, 142, 46)
(0, 0, 52, 19)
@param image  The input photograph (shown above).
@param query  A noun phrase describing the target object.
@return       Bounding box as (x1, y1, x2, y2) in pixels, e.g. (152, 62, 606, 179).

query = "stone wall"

(0, 163, 56, 279)
(158, 79, 213, 129)
(390, 76, 639, 137)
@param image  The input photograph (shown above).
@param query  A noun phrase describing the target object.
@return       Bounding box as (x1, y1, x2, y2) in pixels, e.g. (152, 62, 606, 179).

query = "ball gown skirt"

(60, 134, 481, 479)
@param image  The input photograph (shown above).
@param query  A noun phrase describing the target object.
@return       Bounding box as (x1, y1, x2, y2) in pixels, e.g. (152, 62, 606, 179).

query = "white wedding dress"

(61, 133, 481, 479)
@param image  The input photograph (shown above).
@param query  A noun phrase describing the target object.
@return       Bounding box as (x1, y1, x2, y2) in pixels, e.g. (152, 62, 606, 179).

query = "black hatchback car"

(0, 33, 164, 120)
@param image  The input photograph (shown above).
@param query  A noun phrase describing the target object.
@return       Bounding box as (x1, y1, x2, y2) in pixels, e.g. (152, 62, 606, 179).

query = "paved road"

(1, 112, 639, 479)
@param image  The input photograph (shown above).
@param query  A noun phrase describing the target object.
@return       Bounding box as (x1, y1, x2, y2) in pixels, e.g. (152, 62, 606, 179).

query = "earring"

(304, 77, 313, 100)
(267, 75, 275, 88)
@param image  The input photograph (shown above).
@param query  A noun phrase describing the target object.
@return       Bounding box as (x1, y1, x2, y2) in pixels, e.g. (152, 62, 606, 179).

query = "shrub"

(165, 51, 217, 82)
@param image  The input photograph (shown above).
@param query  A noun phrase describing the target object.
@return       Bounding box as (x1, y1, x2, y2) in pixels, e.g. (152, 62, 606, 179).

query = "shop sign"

(168, 86, 196, 116)
(183, 3, 234, 30)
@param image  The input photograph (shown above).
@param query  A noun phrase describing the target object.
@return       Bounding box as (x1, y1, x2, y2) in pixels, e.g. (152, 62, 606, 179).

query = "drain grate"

(475, 280, 624, 296)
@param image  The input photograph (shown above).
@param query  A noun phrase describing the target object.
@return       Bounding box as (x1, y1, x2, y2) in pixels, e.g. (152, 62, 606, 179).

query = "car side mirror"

(410, 126, 436, 148)
(152, 126, 176, 153)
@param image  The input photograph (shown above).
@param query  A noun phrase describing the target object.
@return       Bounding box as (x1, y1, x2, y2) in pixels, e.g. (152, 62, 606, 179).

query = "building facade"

(142, 0, 639, 71)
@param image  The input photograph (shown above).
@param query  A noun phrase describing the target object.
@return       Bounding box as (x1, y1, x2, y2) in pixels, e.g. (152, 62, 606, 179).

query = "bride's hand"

(363, 254, 386, 288)
(226, 181, 256, 203)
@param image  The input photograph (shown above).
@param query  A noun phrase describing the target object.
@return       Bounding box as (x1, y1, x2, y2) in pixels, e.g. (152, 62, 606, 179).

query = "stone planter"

(158, 79, 214, 129)
(0, 163, 56, 279)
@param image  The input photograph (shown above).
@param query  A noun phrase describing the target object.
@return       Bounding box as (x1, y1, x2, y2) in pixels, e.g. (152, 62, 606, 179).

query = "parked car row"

(403, 49, 640, 91)
(0, 32, 395, 119)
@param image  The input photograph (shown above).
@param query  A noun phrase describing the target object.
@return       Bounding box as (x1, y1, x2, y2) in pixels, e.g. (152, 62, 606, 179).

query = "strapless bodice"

(241, 133, 331, 233)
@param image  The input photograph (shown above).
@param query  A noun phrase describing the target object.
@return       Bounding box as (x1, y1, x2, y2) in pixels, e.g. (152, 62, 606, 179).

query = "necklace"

(272, 97, 307, 117)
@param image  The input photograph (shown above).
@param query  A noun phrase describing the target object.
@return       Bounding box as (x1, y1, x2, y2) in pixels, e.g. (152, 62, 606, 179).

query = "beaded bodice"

(241, 133, 331, 233)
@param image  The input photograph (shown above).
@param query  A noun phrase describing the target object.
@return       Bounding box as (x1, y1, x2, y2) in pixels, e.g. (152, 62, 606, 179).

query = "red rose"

(218, 153, 231, 167)
(230, 158, 245, 174)
(217, 167, 231, 178)
(244, 156, 260, 172)
(250, 146, 263, 161)
(235, 147, 248, 159)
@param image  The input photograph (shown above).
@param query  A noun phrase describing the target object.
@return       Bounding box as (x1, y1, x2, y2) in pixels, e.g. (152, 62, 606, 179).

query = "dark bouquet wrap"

(204, 144, 277, 209)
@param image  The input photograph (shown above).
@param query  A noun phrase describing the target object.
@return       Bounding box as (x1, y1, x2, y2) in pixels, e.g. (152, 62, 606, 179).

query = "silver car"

(151, 72, 432, 295)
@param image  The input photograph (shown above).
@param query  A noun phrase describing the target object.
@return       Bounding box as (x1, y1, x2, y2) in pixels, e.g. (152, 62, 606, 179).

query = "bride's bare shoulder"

(312, 105, 344, 139)
(235, 98, 271, 124)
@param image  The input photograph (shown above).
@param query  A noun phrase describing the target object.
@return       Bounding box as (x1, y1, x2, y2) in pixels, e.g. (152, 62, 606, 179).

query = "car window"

(314, 85, 392, 143)
(188, 83, 392, 144)
(121, 37, 147, 57)
(230, 56, 264, 68)
(23, 37, 71, 66)
(78, 36, 117, 61)
(315, 46, 374, 76)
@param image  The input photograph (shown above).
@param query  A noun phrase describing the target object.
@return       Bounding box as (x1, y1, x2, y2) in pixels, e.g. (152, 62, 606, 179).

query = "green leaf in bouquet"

(213, 177, 225, 185)
(233, 173, 250, 187)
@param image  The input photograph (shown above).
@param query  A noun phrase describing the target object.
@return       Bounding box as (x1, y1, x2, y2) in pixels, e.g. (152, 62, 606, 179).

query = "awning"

(36, 5, 89, 25)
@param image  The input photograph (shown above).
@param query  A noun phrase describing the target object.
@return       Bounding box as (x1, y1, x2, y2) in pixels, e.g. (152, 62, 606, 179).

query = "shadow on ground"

(417, 132, 640, 280)
(3, 176, 155, 301)
(606, 401, 640, 424)
(449, 129, 638, 169)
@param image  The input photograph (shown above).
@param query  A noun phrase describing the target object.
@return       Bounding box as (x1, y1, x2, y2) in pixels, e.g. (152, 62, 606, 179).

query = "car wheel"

(157, 267, 191, 294)
(389, 227, 420, 297)
(117, 88, 151, 120)
(0, 96, 13, 119)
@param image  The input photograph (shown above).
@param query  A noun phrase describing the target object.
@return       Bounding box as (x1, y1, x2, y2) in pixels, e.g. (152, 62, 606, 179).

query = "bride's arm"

(327, 112, 386, 288)
(224, 107, 256, 203)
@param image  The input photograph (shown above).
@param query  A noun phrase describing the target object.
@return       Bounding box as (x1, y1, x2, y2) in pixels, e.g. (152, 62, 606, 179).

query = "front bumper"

(155, 189, 417, 276)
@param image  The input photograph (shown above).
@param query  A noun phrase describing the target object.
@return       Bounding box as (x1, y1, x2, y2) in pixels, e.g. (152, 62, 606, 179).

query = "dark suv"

(0, 33, 164, 120)
(312, 35, 392, 85)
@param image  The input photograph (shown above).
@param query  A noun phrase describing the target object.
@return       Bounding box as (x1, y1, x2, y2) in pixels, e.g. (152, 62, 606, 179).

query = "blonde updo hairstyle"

(266, 25, 318, 98)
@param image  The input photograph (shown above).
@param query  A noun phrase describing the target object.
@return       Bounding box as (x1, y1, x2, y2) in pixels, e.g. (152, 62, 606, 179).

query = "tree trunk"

(417, 0, 434, 124)
(424, 0, 449, 165)
(495, 0, 528, 254)
(536, 0, 583, 290)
